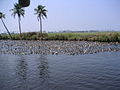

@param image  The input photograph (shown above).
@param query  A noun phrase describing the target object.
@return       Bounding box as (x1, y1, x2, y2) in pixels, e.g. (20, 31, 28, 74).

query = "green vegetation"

(0, 32, 120, 42)
(10, 3, 25, 39)
(0, 12, 12, 39)
(45, 32, 120, 42)
(0, 3, 119, 42)
(1, 4, 48, 40)
(34, 5, 48, 34)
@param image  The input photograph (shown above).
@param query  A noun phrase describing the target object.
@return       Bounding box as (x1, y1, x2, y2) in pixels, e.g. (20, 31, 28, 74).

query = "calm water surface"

(0, 52, 120, 90)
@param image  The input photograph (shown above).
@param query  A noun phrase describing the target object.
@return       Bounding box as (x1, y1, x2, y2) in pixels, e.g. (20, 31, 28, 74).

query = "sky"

(0, 0, 120, 33)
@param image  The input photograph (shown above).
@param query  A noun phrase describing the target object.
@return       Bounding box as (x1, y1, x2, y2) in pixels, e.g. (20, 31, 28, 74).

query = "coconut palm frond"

(0, 12, 12, 39)
(34, 5, 48, 34)
(10, 3, 25, 18)
(37, 16, 40, 21)
(10, 3, 25, 39)
(0, 12, 5, 19)
(34, 5, 47, 19)
(42, 12, 47, 18)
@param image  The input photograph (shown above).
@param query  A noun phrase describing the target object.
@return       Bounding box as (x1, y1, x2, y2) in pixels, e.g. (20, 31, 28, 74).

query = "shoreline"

(1, 32, 120, 42)
(0, 40, 120, 55)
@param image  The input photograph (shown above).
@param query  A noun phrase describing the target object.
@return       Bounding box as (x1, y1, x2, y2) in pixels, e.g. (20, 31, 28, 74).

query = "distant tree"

(34, 5, 47, 34)
(0, 12, 12, 39)
(10, 3, 25, 39)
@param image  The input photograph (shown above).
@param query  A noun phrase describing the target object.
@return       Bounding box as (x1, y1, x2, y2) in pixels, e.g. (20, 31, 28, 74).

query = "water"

(0, 52, 120, 90)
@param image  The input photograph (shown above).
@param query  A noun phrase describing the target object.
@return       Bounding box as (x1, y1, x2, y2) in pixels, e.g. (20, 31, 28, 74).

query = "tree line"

(0, 3, 47, 39)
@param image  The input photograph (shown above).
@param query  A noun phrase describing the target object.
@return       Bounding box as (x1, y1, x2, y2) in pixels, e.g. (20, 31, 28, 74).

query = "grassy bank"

(0, 32, 120, 42)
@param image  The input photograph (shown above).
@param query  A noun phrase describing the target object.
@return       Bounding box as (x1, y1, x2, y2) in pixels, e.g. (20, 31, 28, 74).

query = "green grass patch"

(0, 32, 120, 42)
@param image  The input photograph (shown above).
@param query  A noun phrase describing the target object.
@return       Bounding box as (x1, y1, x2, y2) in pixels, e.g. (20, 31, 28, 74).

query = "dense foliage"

(0, 32, 120, 42)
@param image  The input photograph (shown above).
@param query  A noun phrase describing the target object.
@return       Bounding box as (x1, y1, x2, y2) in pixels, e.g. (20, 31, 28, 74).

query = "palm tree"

(34, 5, 47, 34)
(0, 12, 12, 39)
(10, 3, 25, 38)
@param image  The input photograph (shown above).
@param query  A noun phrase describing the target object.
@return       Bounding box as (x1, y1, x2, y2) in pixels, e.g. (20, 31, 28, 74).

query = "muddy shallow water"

(0, 40, 120, 55)
(0, 52, 120, 90)
(0, 40, 120, 90)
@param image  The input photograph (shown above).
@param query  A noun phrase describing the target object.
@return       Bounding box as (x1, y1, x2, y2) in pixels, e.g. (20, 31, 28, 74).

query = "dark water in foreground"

(0, 52, 120, 90)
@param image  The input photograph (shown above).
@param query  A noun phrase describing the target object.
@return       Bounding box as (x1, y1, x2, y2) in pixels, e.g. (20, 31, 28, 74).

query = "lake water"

(0, 52, 120, 90)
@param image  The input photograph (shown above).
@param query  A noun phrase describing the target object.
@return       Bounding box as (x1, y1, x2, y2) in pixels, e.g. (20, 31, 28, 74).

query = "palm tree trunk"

(18, 17, 22, 39)
(1, 18, 12, 39)
(39, 16, 42, 34)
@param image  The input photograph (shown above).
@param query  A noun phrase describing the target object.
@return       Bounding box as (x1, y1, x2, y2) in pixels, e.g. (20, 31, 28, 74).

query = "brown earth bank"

(0, 40, 120, 55)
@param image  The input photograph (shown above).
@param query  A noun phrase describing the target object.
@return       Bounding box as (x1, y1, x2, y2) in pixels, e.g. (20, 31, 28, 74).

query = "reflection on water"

(36, 55, 50, 90)
(0, 52, 120, 90)
(16, 55, 28, 80)
(37, 55, 49, 82)
(15, 54, 50, 90)
(15, 55, 28, 90)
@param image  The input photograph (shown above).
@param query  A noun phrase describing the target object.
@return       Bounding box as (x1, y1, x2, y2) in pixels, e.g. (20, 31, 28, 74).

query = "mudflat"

(0, 40, 120, 55)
